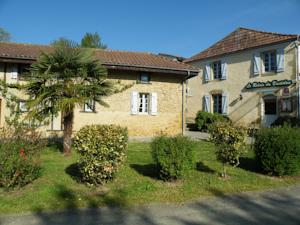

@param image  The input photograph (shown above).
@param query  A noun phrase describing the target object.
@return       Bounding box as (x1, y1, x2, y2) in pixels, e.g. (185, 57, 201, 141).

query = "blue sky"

(0, 0, 299, 57)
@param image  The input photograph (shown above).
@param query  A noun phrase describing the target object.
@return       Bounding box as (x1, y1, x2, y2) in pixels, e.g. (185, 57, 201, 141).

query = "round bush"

(254, 126, 300, 176)
(0, 140, 41, 189)
(151, 135, 195, 181)
(73, 124, 128, 185)
(195, 111, 230, 131)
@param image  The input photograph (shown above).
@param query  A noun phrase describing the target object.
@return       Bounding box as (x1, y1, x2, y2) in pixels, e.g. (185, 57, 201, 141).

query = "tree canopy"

(0, 27, 11, 42)
(81, 32, 107, 49)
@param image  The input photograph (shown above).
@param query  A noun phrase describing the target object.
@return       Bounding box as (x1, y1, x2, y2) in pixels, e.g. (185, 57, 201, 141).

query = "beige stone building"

(0, 43, 198, 137)
(185, 28, 300, 127)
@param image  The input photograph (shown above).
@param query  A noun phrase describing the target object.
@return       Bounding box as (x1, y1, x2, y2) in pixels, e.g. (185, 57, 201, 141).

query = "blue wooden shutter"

(253, 52, 260, 76)
(221, 93, 228, 115)
(221, 60, 227, 80)
(204, 95, 210, 112)
(276, 48, 284, 72)
(204, 64, 211, 82)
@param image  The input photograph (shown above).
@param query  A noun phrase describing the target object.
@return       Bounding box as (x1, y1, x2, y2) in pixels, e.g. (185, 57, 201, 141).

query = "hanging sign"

(246, 79, 293, 89)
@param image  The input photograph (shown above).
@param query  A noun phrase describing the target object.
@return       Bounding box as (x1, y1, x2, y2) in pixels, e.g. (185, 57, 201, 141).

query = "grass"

(0, 141, 299, 214)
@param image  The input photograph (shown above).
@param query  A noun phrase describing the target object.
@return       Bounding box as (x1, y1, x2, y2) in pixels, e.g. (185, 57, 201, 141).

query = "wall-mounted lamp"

(239, 94, 243, 100)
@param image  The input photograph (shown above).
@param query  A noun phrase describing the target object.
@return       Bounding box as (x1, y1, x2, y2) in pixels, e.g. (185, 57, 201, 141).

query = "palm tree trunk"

(63, 110, 74, 156)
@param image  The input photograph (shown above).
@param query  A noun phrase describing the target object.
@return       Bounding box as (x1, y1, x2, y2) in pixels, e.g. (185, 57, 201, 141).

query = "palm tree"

(23, 40, 121, 155)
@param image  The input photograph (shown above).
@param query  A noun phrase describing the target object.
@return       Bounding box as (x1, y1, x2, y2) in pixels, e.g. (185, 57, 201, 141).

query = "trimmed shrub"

(209, 121, 246, 177)
(254, 126, 300, 176)
(0, 127, 44, 189)
(151, 135, 195, 181)
(271, 116, 300, 128)
(73, 124, 128, 186)
(195, 111, 230, 131)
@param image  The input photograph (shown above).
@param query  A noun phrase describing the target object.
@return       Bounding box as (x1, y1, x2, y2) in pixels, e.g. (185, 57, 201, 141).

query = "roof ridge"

(0, 41, 51, 48)
(237, 27, 298, 37)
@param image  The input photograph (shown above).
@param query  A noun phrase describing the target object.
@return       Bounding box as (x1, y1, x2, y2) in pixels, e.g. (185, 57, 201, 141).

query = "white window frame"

(263, 51, 277, 73)
(138, 93, 149, 114)
(84, 99, 95, 112)
(19, 101, 28, 112)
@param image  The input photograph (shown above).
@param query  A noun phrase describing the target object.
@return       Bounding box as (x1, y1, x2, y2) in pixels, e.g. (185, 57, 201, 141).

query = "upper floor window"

(263, 51, 276, 72)
(140, 73, 150, 83)
(84, 99, 95, 112)
(212, 61, 222, 79)
(138, 93, 149, 114)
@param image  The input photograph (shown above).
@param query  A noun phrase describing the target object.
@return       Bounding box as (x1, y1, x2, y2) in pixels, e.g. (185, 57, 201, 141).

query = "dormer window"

(212, 61, 222, 79)
(263, 51, 276, 72)
(140, 73, 150, 83)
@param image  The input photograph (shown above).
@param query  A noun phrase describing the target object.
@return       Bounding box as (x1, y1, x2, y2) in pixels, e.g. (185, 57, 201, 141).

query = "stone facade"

(186, 41, 299, 127)
(0, 64, 185, 137)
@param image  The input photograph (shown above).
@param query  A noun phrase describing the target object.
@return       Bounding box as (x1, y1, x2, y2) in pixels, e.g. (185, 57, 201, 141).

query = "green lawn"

(0, 141, 299, 213)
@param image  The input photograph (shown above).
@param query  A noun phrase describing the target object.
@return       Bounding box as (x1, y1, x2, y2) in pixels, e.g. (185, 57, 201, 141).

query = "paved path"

(1, 185, 300, 225)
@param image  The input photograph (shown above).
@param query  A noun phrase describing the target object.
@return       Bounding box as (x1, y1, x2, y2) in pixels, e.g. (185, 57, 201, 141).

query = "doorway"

(262, 95, 277, 127)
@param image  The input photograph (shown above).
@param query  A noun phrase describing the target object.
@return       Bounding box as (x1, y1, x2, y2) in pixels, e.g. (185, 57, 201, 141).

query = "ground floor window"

(264, 98, 277, 115)
(212, 94, 222, 114)
(139, 93, 149, 114)
(280, 98, 292, 113)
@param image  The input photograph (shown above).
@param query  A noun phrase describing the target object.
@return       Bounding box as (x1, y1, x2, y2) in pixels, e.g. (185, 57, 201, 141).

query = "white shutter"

(221, 93, 228, 115)
(276, 48, 284, 72)
(131, 91, 138, 115)
(204, 95, 210, 112)
(11, 65, 18, 79)
(221, 60, 227, 80)
(204, 64, 211, 82)
(150, 92, 158, 115)
(253, 52, 260, 76)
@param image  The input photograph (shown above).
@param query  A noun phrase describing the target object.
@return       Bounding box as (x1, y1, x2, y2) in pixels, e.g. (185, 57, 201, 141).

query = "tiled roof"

(0, 42, 198, 74)
(185, 28, 298, 62)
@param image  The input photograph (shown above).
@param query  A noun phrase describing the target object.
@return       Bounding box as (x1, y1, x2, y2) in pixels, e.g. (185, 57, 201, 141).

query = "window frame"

(280, 97, 293, 113)
(83, 99, 95, 113)
(212, 61, 222, 80)
(212, 93, 222, 114)
(19, 100, 28, 112)
(138, 93, 150, 114)
(263, 51, 277, 73)
(139, 73, 150, 84)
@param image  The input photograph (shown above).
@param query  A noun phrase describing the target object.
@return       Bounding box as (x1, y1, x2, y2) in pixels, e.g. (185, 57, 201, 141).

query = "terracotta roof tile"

(0, 42, 198, 74)
(185, 28, 298, 62)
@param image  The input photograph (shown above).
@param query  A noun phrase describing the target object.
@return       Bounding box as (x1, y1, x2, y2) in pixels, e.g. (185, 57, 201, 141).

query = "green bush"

(271, 116, 300, 128)
(195, 111, 230, 131)
(0, 127, 43, 189)
(209, 121, 246, 177)
(254, 126, 300, 176)
(73, 124, 128, 186)
(151, 135, 195, 181)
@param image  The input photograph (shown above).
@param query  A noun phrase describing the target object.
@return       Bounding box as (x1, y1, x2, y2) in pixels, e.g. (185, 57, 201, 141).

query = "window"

(84, 100, 95, 112)
(19, 101, 27, 112)
(140, 73, 150, 83)
(212, 94, 222, 114)
(212, 61, 222, 79)
(264, 98, 277, 115)
(18, 64, 30, 79)
(263, 51, 276, 72)
(138, 93, 149, 114)
(280, 98, 292, 113)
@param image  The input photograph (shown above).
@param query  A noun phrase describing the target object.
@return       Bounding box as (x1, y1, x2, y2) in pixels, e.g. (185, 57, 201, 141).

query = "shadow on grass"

(65, 163, 83, 182)
(130, 164, 160, 180)
(47, 138, 64, 153)
(238, 157, 261, 173)
(196, 162, 216, 174)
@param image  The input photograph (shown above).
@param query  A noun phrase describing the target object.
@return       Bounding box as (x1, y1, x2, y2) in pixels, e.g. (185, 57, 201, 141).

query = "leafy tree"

(0, 27, 11, 42)
(2, 39, 128, 155)
(81, 32, 107, 49)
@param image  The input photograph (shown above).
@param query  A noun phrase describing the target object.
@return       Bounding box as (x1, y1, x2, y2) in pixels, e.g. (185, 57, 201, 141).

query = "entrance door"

(262, 96, 277, 127)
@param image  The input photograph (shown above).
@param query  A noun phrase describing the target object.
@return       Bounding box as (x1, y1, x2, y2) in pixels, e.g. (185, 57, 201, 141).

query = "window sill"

(79, 111, 97, 113)
(136, 81, 152, 85)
